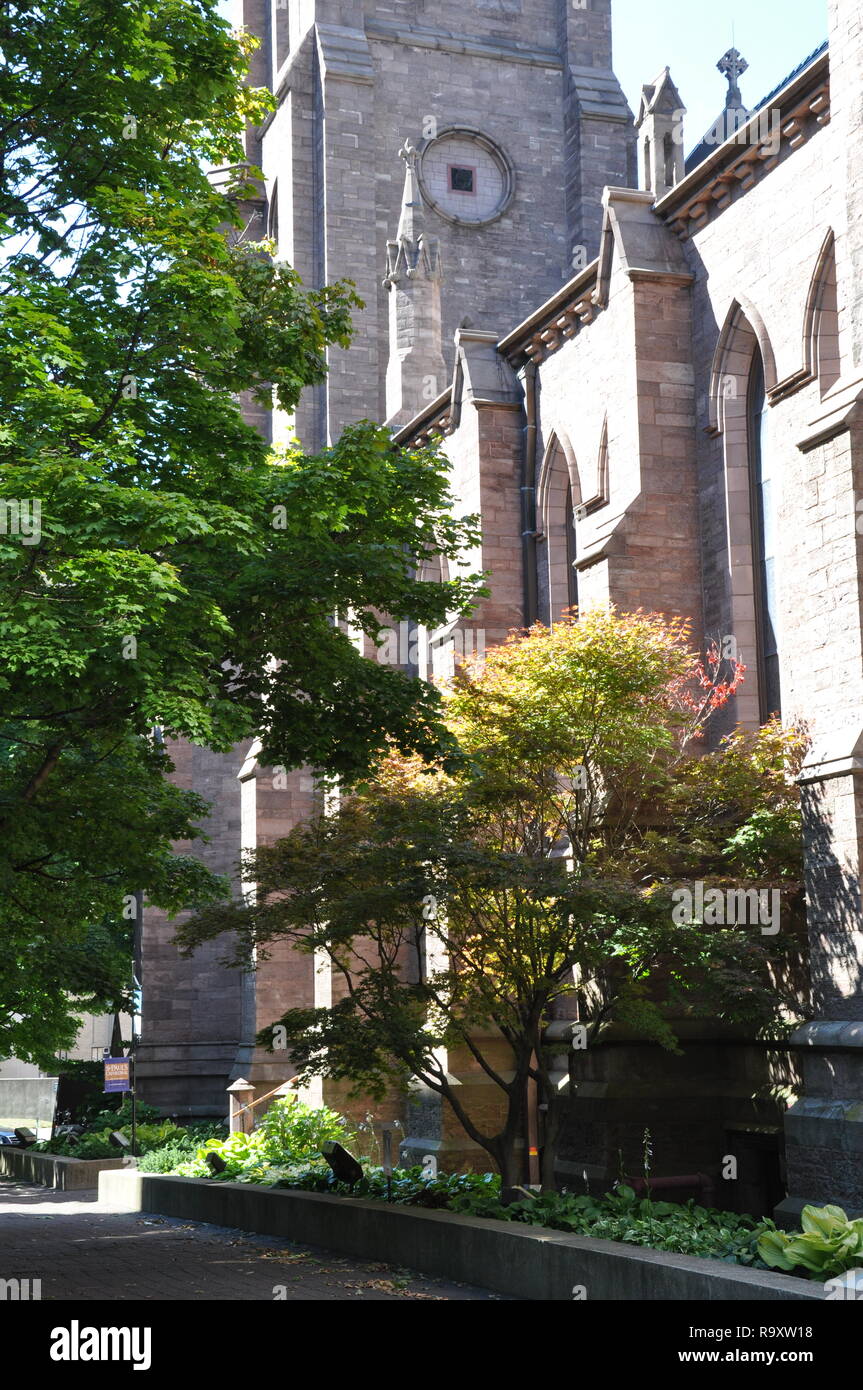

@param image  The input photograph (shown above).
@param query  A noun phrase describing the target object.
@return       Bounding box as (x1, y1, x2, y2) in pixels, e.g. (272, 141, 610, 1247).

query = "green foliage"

(180, 1120, 228, 1146)
(0, 0, 483, 1061)
(256, 1098, 354, 1166)
(86, 1098, 162, 1130)
(37, 1118, 184, 1157)
(174, 1130, 274, 1183)
(173, 1100, 355, 1183)
(105, 1119, 225, 1170)
(137, 1143, 199, 1173)
(757, 1205, 863, 1279)
(298, 1169, 770, 1268)
(181, 611, 805, 1187)
(67, 1134, 118, 1160)
(123, 1121, 185, 1152)
(151, 1145, 776, 1270)
(487, 1185, 767, 1265)
(275, 1165, 501, 1207)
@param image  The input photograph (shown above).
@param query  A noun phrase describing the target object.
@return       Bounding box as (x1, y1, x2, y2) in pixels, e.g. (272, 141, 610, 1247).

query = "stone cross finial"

(717, 47, 748, 108)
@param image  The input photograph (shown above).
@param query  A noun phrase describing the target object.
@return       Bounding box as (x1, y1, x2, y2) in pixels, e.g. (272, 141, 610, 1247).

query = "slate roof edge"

(663, 42, 829, 213)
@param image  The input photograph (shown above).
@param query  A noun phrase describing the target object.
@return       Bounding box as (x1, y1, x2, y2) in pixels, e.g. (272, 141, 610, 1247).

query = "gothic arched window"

(274, 1, 291, 72)
(267, 180, 279, 246)
(748, 351, 781, 719)
(536, 433, 580, 625)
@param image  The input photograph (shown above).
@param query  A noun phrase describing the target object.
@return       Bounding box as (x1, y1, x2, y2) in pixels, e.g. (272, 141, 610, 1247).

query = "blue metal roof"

(750, 38, 829, 116)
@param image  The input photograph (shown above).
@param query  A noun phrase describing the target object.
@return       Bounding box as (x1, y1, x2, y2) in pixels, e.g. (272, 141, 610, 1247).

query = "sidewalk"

(0, 1177, 504, 1301)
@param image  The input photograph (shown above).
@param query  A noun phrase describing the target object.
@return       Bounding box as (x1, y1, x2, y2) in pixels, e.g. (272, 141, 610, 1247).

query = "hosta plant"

(35, 1120, 186, 1158)
(174, 1100, 355, 1182)
(757, 1205, 863, 1279)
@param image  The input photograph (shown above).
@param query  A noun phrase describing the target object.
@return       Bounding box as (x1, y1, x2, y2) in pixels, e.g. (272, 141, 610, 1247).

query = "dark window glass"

(663, 131, 675, 187)
(749, 352, 781, 719)
(450, 166, 474, 193)
(565, 486, 579, 614)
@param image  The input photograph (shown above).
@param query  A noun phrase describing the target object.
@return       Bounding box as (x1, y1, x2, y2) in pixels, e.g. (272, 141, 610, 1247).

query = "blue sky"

(612, 0, 828, 155)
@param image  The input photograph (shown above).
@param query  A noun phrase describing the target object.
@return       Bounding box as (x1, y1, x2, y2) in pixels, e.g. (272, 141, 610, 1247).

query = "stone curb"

(0, 1145, 126, 1190)
(98, 1170, 826, 1301)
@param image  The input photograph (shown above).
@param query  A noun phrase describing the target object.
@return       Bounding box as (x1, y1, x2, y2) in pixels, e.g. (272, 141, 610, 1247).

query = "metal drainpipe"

(519, 360, 539, 628)
(518, 365, 539, 1185)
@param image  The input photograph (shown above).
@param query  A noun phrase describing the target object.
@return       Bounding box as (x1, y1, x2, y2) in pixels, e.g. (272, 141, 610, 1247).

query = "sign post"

(103, 1054, 136, 1156)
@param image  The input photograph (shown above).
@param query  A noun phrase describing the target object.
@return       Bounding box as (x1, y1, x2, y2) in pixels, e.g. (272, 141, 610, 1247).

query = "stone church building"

(139, 0, 863, 1221)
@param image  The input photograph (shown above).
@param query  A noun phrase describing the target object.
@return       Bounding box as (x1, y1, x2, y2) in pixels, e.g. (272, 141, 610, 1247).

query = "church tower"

(233, 0, 634, 447)
(138, 0, 635, 1117)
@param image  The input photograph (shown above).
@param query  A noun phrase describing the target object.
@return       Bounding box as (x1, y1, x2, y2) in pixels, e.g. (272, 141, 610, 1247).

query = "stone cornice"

(656, 49, 830, 241)
(568, 63, 632, 124)
(391, 387, 456, 447)
(365, 18, 562, 70)
(498, 187, 694, 369)
(392, 328, 522, 447)
(497, 261, 601, 367)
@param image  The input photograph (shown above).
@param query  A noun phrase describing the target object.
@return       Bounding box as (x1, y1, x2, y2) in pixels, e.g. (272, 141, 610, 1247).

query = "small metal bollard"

(373, 1120, 403, 1201)
(226, 1077, 255, 1134)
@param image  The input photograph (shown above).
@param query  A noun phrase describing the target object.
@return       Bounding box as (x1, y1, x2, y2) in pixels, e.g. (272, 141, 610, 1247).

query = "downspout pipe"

(519, 360, 539, 628)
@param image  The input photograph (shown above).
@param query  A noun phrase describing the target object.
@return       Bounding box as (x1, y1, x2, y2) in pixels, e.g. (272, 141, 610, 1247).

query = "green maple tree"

(0, 0, 482, 1063)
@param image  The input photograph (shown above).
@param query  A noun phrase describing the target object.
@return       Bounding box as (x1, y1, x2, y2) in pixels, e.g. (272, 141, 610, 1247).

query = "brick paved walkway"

(0, 1177, 503, 1301)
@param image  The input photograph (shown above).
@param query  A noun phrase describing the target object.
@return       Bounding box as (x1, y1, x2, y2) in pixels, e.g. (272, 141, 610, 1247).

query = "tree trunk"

(540, 1095, 562, 1192)
(495, 1145, 522, 1197)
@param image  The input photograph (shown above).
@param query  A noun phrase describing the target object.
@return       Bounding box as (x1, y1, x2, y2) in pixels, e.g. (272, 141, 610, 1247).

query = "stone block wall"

(137, 741, 256, 1116)
(144, 6, 863, 1213)
(254, 0, 633, 449)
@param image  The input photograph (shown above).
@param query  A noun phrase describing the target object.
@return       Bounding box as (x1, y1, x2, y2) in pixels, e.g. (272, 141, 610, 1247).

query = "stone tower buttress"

(383, 139, 447, 428)
(557, 0, 635, 268)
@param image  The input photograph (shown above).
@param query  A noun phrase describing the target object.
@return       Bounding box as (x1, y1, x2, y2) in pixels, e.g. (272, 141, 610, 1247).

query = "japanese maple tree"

(179, 609, 805, 1189)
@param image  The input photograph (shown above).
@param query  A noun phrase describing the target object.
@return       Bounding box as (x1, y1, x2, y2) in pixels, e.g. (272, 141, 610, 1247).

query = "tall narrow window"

(274, 0, 291, 73)
(749, 352, 781, 719)
(267, 180, 279, 246)
(565, 485, 578, 614)
(663, 132, 675, 189)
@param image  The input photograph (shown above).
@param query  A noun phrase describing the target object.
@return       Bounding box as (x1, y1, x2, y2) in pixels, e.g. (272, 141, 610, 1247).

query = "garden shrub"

(35, 1119, 185, 1158)
(87, 1098, 162, 1130)
(64, 1133, 117, 1160)
(138, 1106, 860, 1284)
(173, 1099, 355, 1183)
(484, 1185, 767, 1265)
(138, 1144, 201, 1173)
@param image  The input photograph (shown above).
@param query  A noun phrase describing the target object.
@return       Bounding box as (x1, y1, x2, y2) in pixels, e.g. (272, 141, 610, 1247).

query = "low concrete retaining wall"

(98, 1171, 825, 1301)
(0, 1145, 126, 1190)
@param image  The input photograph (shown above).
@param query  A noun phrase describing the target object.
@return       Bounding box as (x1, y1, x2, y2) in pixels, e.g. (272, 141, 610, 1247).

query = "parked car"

(0, 1128, 19, 1145)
